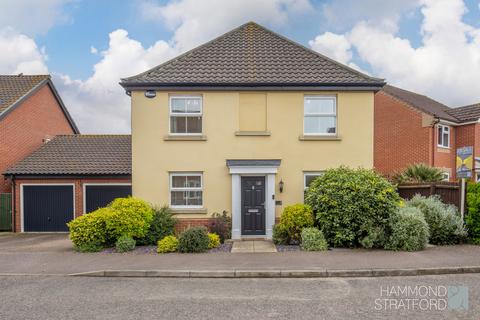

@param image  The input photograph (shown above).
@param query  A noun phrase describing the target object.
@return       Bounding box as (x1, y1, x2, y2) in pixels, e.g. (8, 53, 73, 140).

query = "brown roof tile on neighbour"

(446, 103, 480, 122)
(4, 135, 131, 176)
(0, 75, 49, 114)
(381, 85, 458, 122)
(121, 22, 384, 88)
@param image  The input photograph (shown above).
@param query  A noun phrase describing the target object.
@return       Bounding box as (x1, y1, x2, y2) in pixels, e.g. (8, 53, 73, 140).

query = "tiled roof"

(382, 85, 458, 122)
(4, 135, 131, 176)
(0, 75, 49, 114)
(446, 103, 480, 123)
(121, 22, 384, 88)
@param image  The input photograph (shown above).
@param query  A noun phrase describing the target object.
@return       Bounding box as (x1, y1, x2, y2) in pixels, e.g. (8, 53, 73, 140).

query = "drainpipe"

(431, 117, 440, 167)
(11, 176, 15, 232)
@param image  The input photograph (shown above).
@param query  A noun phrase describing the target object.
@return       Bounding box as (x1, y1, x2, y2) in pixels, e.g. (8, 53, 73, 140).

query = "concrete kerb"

(69, 266, 480, 278)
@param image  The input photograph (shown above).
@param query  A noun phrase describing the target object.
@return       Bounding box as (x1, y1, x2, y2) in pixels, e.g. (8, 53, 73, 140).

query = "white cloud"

(0, 0, 70, 36)
(90, 46, 98, 54)
(140, 0, 312, 52)
(0, 28, 48, 74)
(55, 29, 177, 133)
(311, 0, 480, 106)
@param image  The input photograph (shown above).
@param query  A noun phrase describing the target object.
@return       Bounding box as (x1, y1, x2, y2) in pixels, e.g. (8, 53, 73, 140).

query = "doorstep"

(231, 240, 277, 253)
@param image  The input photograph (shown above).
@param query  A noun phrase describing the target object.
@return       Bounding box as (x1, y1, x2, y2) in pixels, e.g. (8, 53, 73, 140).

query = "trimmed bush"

(157, 235, 179, 253)
(115, 235, 136, 253)
(304, 166, 400, 248)
(386, 207, 429, 251)
(178, 227, 210, 253)
(68, 207, 110, 252)
(278, 204, 314, 244)
(406, 195, 467, 245)
(208, 233, 221, 249)
(466, 183, 480, 244)
(209, 211, 231, 243)
(301, 227, 328, 251)
(137, 206, 177, 245)
(272, 224, 289, 245)
(105, 197, 155, 240)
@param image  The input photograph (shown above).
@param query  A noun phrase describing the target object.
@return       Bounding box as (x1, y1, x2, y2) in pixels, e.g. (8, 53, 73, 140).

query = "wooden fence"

(397, 182, 464, 209)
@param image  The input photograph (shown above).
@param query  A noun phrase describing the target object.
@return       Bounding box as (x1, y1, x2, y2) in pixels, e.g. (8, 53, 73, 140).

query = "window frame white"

(303, 172, 324, 190)
(169, 95, 203, 136)
(441, 172, 450, 182)
(303, 96, 337, 136)
(169, 172, 203, 209)
(437, 124, 450, 148)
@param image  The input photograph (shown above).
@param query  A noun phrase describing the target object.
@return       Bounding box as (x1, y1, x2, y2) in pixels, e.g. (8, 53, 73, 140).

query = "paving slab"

(232, 240, 277, 253)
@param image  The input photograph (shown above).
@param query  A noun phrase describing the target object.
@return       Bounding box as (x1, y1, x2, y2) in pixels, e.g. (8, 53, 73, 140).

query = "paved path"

(231, 240, 277, 253)
(0, 234, 479, 275)
(0, 274, 477, 319)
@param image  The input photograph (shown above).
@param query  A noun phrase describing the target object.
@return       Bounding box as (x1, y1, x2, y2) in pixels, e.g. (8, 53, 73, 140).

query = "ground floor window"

(441, 172, 450, 181)
(304, 172, 324, 190)
(169, 173, 203, 208)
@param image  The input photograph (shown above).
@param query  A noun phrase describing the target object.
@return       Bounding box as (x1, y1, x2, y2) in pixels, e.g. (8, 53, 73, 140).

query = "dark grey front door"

(241, 176, 265, 235)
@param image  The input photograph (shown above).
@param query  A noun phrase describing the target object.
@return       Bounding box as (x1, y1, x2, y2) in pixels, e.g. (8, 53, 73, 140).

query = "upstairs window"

(170, 96, 202, 135)
(304, 96, 337, 135)
(437, 124, 450, 148)
(170, 173, 203, 208)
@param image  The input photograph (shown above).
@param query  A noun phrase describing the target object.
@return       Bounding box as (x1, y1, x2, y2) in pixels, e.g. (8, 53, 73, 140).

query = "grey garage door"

(85, 185, 132, 213)
(23, 185, 74, 232)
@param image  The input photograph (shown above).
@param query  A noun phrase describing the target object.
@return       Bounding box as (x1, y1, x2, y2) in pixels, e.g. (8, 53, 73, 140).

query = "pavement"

(0, 233, 480, 277)
(0, 274, 477, 319)
(231, 240, 277, 253)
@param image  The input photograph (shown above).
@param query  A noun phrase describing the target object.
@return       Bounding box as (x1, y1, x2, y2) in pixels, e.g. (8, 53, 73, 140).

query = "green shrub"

(105, 197, 155, 240)
(393, 163, 445, 184)
(406, 195, 467, 245)
(386, 207, 429, 251)
(209, 211, 231, 243)
(115, 235, 136, 253)
(178, 227, 210, 253)
(466, 182, 480, 244)
(301, 227, 328, 251)
(68, 207, 110, 251)
(137, 206, 177, 245)
(157, 235, 179, 253)
(278, 204, 314, 244)
(272, 224, 289, 245)
(208, 233, 221, 249)
(304, 166, 400, 248)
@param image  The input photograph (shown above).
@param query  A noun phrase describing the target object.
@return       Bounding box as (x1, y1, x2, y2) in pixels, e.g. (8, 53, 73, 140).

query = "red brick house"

(375, 85, 480, 181)
(0, 75, 79, 194)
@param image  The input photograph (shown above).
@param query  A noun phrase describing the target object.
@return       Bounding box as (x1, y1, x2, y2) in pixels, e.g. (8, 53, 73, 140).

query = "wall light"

(279, 179, 284, 193)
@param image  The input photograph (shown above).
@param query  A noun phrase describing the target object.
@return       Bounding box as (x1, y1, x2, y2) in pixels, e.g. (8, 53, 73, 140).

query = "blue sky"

(1, 0, 480, 133)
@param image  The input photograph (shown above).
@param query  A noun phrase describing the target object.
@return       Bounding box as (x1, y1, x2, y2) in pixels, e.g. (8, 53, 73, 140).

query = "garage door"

(84, 185, 132, 213)
(23, 185, 74, 232)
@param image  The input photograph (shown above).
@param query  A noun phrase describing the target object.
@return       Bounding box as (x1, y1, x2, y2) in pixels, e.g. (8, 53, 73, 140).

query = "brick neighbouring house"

(4, 135, 132, 232)
(0, 75, 79, 194)
(374, 85, 480, 181)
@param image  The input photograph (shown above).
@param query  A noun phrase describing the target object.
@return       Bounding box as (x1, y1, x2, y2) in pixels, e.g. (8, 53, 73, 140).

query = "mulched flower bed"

(276, 245, 302, 252)
(99, 242, 232, 254)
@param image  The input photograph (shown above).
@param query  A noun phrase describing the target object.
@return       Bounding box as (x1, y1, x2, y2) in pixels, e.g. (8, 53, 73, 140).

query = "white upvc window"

(169, 173, 203, 208)
(441, 172, 450, 181)
(304, 96, 337, 135)
(169, 96, 202, 135)
(476, 172, 480, 182)
(304, 172, 324, 190)
(437, 124, 450, 148)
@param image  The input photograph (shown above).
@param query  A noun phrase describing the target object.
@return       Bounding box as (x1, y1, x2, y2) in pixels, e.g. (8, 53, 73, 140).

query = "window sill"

(164, 135, 207, 141)
(235, 131, 271, 136)
(170, 208, 207, 214)
(299, 135, 341, 141)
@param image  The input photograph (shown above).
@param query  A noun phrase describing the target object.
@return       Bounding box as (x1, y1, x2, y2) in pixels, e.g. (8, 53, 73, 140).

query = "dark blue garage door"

(23, 185, 74, 232)
(85, 185, 131, 213)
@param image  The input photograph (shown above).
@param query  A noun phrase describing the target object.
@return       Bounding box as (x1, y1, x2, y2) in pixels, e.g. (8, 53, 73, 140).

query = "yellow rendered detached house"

(120, 22, 384, 239)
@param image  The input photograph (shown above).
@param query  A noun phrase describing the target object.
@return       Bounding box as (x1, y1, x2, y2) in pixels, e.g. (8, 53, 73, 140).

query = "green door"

(0, 193, 12, 231)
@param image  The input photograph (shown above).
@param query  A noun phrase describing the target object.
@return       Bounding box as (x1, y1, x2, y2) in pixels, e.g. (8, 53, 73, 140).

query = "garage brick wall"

(0, 85, 76, 193)
(12, 178, 131, 232)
